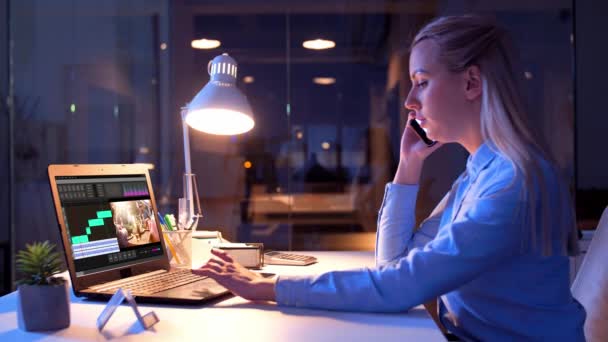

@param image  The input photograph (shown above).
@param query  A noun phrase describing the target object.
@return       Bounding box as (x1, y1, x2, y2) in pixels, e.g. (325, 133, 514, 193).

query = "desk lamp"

(179, 53, 254, 230)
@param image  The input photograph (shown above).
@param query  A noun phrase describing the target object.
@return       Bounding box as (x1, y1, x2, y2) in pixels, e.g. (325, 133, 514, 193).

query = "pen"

(163, 214, 175, 231)
(157, 212, 168, 231)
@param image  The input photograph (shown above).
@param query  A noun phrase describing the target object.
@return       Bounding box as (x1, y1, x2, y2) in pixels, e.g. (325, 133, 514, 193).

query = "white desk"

(0, 251, 445, 341)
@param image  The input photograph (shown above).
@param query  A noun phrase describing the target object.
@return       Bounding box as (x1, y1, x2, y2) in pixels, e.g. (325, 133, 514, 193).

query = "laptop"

(48, 164, 229, 304)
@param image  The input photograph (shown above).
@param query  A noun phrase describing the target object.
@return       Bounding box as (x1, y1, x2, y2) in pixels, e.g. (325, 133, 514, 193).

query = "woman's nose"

(404, 91, 419, 111)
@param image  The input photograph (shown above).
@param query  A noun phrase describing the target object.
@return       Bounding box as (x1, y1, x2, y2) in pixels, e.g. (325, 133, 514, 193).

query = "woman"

(193, 15, 586, 341)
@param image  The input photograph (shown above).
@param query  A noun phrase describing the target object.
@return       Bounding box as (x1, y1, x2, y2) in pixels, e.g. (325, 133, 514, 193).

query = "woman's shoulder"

(480, 151, 518, 189)
(485, 145, 564, 195)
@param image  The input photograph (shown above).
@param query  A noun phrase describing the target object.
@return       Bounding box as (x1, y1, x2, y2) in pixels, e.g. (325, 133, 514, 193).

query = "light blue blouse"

(275, 142, 586, 341)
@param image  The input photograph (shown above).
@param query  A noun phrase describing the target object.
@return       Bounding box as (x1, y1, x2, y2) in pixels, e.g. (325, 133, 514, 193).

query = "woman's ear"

(464, 65, 482, 101)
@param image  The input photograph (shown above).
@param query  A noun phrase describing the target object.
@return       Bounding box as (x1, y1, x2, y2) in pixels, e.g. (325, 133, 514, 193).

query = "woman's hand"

(192, 249, 277, 302)
(394, 112, 442, 185)
(399, 112, 442, 162)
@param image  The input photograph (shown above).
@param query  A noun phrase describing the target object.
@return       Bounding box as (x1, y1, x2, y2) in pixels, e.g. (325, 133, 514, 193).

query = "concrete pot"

(17, 282, 70, 331)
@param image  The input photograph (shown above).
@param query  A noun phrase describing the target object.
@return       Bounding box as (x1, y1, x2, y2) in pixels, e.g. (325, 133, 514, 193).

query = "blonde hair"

(412, 15, 578, 256)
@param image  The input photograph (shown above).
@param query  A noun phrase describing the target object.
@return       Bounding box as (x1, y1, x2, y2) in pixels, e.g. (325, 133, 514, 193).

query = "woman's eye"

(416, 81, 428, 88)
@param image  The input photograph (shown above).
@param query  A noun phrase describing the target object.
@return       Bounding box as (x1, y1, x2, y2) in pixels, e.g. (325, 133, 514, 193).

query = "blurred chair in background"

(571, 206, 608, 342)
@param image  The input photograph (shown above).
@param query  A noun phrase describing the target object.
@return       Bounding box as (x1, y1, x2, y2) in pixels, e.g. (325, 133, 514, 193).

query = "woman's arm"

(276, 176, 524, 312)
(376, 117, 443, 265)
(194, 171, 523, 312)
(375, 183, 446, 266)
(376, 171, 455, 266)
(374, 182, 420, 266)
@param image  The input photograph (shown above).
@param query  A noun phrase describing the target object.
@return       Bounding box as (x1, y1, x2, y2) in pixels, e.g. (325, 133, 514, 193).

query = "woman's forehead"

(409, 40, 442, 78)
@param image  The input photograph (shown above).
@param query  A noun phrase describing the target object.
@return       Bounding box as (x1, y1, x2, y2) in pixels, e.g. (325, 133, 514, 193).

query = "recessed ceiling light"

(321, 142, 331, 150)
(313, 77, 336, 85)
(243, 76, 255, 84)
(303, 39, 336, 50)
(524, 71, 533, 80)
(191, 39, 221, 50)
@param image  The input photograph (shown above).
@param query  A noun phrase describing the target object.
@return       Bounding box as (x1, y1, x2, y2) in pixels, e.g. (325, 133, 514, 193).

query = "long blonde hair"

(412, 15, 578, 256)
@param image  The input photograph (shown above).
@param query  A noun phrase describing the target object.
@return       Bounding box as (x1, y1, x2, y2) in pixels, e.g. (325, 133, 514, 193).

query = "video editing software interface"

(56, 175, 163, 277)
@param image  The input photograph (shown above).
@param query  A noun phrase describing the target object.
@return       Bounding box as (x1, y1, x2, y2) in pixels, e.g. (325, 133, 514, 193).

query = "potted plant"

(16, 241, 70, 331)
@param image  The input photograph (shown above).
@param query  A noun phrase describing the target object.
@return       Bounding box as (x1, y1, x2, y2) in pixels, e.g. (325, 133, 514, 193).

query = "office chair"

(571, 206, 608, 342)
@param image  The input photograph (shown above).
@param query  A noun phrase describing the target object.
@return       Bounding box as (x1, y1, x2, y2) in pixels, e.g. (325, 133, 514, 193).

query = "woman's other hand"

(192, 249, 277, 302)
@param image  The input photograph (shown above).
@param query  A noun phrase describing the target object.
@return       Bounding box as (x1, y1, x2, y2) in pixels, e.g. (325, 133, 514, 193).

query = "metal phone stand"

(97, 288, 159, 332)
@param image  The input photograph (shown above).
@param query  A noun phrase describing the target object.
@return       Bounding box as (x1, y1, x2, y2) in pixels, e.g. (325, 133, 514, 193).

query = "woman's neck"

(460, 122, 484, 155)
(461, 110, 484, 155)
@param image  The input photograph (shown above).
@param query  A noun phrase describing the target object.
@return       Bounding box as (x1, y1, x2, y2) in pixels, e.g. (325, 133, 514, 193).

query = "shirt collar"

(465, 141, 497, 179)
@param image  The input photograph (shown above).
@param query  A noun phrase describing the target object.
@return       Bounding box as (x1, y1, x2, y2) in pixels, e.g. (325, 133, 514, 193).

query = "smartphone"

(409, 118, 437, 147)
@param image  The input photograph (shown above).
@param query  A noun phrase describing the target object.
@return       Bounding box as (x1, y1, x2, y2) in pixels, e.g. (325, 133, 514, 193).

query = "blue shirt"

(275, 142, 586, 341)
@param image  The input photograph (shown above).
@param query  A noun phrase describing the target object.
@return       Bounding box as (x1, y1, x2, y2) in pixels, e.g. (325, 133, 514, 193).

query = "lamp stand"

(180, 106, 202, 230)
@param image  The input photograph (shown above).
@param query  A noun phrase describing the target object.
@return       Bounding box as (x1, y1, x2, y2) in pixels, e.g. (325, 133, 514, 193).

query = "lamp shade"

(185, 53, 254, 135)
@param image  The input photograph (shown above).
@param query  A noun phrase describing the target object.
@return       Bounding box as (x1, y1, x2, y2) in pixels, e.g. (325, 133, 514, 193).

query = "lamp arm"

(182, 106, 192, 176)
(181, 106, 202, 230)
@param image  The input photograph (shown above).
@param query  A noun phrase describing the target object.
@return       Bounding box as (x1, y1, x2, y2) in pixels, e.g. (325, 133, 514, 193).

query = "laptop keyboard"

(91, 269, 206, 295)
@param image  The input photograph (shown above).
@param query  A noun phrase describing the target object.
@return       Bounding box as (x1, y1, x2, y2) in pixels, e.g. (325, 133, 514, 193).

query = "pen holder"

(162, 230, 192, 268)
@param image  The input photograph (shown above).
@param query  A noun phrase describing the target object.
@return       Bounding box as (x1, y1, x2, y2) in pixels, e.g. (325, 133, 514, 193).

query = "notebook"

(47, 164, 229, 304)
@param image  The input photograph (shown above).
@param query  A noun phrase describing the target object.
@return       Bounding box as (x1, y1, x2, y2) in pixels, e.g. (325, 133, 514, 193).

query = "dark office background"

(1, 0, 606, 294)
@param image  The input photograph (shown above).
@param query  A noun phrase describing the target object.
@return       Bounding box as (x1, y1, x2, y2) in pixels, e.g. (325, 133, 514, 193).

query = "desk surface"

(0, 251, 445, 341)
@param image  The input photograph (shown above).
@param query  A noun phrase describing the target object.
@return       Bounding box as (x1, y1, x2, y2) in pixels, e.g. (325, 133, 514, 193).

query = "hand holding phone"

(408, 119, 436, 147)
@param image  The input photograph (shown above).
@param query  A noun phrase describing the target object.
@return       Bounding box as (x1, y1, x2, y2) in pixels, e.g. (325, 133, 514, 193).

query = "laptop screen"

(55, 174, 164, 277)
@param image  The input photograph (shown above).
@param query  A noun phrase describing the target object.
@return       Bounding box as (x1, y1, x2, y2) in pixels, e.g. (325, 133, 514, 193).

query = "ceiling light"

(303, 39, 335, 50)
(321, 142, 331, 150)
(313, 77, 336, 85)
(243, 76, 255, 84)
(191, 39, 221, 50)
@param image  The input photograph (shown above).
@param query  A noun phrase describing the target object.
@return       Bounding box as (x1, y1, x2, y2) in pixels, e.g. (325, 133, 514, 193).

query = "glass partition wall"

(3, 0, 575, 290)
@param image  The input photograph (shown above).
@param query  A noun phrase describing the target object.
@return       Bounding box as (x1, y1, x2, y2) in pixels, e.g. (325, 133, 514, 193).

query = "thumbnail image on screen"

(110, 199, 160, 249)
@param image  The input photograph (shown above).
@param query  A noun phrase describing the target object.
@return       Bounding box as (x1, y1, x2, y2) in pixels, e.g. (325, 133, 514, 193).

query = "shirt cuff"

(275, 275, 311, 307)
(380, 182, 419, 220)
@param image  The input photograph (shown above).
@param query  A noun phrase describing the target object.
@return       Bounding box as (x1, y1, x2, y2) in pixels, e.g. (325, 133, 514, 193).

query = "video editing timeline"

(56, 175, 164, 277)
(63, 204, 120, 259)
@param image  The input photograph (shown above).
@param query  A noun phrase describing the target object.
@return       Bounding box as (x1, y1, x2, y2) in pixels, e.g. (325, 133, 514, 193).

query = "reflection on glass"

(302, 38, 336, 50)
(313, 77, 336, 85)
(9, 1, 575, 256)
(191, 38, 221, 50)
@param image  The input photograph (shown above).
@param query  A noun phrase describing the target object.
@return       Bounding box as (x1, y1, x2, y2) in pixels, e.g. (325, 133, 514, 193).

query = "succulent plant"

(15, 241, 65, 286)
